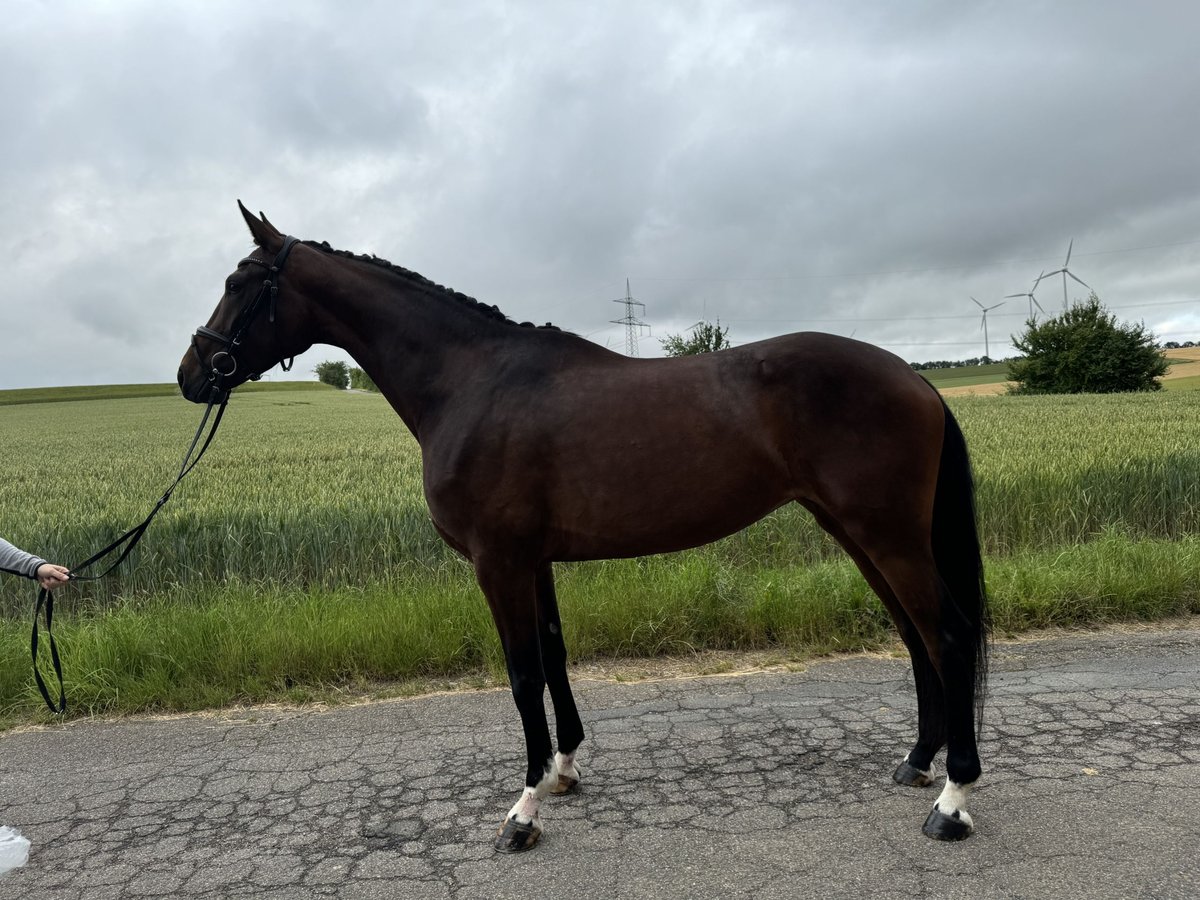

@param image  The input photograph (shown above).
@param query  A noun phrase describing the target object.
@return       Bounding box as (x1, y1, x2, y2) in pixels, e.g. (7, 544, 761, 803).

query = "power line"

(623, 237, 1200, 285)
(719, 297, 1198, 327)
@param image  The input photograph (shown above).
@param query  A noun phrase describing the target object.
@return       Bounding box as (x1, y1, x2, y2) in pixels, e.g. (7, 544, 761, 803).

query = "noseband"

(191, 235, 301, 385)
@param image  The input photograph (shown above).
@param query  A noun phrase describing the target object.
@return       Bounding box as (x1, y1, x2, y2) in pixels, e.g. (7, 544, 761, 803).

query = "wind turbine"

(971, 297, 1005, 361)
(1036, 240, 1090, 311)
(1005, 271, 1047, 322)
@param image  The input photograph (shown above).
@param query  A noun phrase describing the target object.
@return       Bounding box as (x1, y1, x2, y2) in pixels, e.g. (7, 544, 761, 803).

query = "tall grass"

(2, 534, 1196, 723)
(960, 393, 1200, 551)
(1, 390, 441, 612)
(2, 387, 1198, 722)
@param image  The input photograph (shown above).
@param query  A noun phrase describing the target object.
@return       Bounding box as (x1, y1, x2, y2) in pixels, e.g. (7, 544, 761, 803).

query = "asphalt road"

(1, 624, 1198, 899)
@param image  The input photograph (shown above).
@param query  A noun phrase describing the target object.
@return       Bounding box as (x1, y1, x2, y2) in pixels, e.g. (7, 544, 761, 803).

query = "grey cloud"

(2, 0, 1199, 390)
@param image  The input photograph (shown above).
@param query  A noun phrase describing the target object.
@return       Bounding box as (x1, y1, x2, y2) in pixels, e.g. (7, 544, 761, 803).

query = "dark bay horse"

(178, 203, 989, 852)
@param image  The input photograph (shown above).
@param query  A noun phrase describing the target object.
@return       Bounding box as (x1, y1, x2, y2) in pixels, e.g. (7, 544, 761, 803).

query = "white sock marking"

(933, 779, 975, 831)
(555, 750, 581, 785)
(506, 759, 559, 824)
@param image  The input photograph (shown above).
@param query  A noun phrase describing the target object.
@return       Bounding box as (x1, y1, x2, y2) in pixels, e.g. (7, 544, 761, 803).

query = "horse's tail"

(931, 399, 990, 736)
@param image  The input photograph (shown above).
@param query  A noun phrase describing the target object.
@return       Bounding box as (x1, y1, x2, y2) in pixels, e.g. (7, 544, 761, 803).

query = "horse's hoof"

(550, 773, 579, 795)
(494, 817, 542, 853)
(893, 761, 935, 787)
(922, 807, 974, 841)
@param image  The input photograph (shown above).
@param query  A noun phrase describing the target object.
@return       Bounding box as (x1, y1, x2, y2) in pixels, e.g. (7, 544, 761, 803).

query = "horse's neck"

(308, 261, 502, 439)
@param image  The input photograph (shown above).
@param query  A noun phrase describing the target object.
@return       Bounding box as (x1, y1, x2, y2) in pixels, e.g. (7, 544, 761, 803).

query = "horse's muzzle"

(178, 366, 226, 405)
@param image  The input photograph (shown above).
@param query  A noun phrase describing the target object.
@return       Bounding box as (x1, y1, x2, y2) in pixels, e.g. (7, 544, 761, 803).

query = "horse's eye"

(227, 281, 240, 293)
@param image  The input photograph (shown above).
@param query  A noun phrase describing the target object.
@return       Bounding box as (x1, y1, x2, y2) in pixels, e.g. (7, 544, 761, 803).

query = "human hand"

(35, 564, 71, 591)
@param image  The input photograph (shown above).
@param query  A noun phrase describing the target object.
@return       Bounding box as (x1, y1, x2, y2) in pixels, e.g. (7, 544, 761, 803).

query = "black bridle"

(190, 235, 301, 385)
(30, 236, 301, 714)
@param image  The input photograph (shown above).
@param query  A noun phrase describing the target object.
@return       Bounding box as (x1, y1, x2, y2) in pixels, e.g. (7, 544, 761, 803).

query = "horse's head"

(178, 202, 314, 403)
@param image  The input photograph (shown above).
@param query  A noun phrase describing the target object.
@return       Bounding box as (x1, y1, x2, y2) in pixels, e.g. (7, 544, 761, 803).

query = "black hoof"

(922, 808, 973, 841)
(893, 761, 935, 787)
(494, 816, 542, 853)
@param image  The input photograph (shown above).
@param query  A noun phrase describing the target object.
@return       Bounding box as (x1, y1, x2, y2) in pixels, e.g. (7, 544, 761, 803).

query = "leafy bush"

(661, 320, 731, 356)
(314, 360, 350, 390)
(349, 367, 378, 392)
(1007, 295, 1168, 394)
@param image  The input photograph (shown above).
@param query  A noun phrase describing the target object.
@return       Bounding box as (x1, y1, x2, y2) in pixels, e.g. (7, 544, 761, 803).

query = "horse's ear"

(237, 199, 284, 252)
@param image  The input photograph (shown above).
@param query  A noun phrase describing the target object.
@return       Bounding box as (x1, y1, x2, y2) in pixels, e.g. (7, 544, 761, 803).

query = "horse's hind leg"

(536, 563, 584, 793)
(805, 504, 945, 787)
(852, 538, 982, 840)
(891, 645, 946, 788)
(854, 569, 948, 788)
(474, 555, 558, 853)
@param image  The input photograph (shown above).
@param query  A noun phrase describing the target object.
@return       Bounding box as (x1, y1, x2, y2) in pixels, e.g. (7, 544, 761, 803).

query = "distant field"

(1165, 375, 1200, 392)
(923, 348, 1200, 396)
(1163, 348, 1200, 381)
(917, 362, 1010, 388)
(2, 383, 1198, 723)
(9, 349, 1193, 404)
(0, 380, 333, 406)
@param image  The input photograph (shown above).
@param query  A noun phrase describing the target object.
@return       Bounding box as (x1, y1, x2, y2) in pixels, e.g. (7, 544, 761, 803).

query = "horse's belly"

(546, 459, 791, 560)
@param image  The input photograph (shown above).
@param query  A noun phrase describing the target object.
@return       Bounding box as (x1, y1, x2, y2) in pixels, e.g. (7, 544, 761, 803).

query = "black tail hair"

(930, 398, 991, 736)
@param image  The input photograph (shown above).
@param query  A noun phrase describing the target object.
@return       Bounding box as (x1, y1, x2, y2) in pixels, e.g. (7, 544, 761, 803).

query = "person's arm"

(0, 536, 45, 578)
(0, 537, 70, 589)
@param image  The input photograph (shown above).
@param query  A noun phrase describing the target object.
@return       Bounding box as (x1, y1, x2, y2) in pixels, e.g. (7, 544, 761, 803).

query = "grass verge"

(4, 531, 1196, 729)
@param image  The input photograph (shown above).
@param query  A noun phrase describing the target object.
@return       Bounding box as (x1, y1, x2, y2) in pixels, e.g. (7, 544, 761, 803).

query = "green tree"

(660, 320, 732, 356)
(1007, 295, 1168, 394)
(349, 367, 378, 392)
(314, 360, 350, 390)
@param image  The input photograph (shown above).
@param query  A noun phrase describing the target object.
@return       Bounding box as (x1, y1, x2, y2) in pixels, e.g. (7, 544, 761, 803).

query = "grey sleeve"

(0, 537, 47, 578)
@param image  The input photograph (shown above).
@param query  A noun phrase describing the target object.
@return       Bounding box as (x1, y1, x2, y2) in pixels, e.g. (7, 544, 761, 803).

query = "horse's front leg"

(537, 563, 584, 794)
(475, 556, 558, 853)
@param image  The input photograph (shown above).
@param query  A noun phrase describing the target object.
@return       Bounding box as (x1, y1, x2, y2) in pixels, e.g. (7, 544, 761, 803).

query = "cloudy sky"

(2, 0, 1198, 389)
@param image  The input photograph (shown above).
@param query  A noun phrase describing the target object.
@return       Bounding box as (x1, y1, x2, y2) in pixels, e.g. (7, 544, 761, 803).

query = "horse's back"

(734, 331, 933, 400)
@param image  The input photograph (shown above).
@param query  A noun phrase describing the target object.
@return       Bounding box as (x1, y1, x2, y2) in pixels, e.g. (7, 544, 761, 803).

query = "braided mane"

(305, 240, 560, 331)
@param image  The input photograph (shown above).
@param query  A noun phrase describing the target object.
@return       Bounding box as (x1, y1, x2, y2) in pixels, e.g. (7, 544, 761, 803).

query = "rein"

(31, 390, 227, 713)
(30, 234, 300, 714)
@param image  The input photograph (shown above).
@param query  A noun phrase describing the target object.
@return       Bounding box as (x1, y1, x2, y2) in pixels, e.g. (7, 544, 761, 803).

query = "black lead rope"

(30, 387, 229, 714)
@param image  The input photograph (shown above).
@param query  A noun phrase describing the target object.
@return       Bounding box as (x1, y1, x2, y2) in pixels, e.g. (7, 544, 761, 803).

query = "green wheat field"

(2, 382, 1198, 724)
